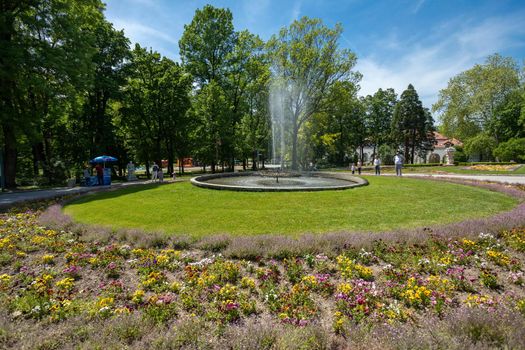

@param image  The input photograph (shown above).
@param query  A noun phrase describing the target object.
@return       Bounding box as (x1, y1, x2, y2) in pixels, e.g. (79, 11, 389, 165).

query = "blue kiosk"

(89, 155, 117, 186)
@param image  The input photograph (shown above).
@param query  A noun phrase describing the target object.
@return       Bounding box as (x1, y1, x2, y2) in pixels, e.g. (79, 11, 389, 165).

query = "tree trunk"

(291, 125, 299, 170)
(252, 150, 258, 171)
(3, 124, 17, 188)
(404, 137, 410, 164)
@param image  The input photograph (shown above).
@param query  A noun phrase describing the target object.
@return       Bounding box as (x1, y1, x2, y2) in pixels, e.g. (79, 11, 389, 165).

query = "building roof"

(433, 131, 463, 148)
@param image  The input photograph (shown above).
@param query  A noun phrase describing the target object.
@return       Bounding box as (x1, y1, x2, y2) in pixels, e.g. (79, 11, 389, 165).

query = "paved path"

(404, 173, 525, 185)
(0, 180, 159, 210)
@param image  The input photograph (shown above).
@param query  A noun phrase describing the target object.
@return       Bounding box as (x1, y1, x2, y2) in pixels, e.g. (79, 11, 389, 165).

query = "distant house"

(426, 132, 463, 163)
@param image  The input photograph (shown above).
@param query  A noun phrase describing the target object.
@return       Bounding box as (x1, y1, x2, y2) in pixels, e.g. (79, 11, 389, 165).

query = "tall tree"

(190, 81, 232, 172)
(364, 88, 397, 155)
(1, 0, 104, 186)
(323, 81, 362, 166)
(433, 54, 522, 142)
(267, 17, 360, 170)
(392, 84, 435, 164)
(118, 45, 191, 175)
(179, 5, 235, 86)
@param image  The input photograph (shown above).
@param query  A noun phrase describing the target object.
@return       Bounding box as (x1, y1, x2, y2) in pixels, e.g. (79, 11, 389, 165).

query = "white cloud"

(111, 19, 179, 46)
(356, 12, 525, 110)
(290, 1, 302, 22)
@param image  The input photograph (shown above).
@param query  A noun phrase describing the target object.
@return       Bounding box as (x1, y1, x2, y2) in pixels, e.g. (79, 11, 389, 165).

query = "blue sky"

(104, 0, 525, 108)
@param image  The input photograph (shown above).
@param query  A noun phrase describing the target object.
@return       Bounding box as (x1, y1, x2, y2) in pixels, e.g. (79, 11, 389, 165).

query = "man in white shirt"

(374, 156, 381, 175)
(394, 154, 403, 176)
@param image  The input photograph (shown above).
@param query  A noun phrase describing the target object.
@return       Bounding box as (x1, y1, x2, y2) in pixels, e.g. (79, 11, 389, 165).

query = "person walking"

(374, 156, 381, 176)
(95, 163, 104, 185)
(350, 163, 356, 175)
(151, 162, 159, 182)
(357, 160, 362, 175)
(394, 153, 403, 176)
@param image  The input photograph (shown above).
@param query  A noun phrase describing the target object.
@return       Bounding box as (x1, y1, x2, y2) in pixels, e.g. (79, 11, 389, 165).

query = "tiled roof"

(433, 131, 463, 148)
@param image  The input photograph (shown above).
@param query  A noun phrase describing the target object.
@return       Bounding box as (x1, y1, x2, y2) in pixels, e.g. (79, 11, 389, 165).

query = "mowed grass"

(63, 176, 518, 238)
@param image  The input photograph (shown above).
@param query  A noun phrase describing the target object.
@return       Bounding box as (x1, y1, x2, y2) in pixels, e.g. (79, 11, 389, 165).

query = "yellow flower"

(0, 274, 11, 285)
(114, 307, 130, 314)
(240, 277, 256, 290)
(42, 254, 55, 264)
(98, 297, 114, 308)
(156, 254, 169, 265)
(462, 239, 476, 247)
(55, 277, 75, 291)
(337, 283, 352, 295)
(131, 289, 145, 304)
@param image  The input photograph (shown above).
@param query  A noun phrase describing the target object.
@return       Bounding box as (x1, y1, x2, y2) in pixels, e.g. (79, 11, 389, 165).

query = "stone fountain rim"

(190, 171, 368, 192)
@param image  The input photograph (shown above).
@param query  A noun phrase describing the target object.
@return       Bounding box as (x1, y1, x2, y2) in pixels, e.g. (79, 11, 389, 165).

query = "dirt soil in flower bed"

(0, 190, 525, 349)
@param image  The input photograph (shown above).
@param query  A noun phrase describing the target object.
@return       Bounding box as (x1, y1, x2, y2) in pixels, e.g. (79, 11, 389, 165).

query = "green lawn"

(63, 176, 518, 237)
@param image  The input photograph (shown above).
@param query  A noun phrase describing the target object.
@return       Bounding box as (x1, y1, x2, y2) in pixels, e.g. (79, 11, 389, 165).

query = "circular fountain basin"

(190, 172, 367, 192)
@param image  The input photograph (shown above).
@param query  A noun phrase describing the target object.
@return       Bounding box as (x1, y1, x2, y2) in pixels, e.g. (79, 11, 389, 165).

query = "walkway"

(0, 180, 158, 211)
(405, 173, 525, 185)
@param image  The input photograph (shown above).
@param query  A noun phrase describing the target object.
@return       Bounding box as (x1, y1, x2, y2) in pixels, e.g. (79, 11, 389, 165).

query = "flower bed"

(0, 198, 525, 348)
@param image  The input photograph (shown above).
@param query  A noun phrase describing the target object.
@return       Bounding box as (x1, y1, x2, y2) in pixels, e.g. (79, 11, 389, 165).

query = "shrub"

(493, 137, 525, 162)
(464, 134, 497, 162)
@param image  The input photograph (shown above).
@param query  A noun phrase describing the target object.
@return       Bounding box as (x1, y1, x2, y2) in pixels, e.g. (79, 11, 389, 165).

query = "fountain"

(190, 67, 367, 192)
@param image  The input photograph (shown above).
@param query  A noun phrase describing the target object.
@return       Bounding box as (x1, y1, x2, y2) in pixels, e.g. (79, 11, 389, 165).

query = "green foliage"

(365, 88, 398, 150)
(117, 45, 192, 173)
(453, 146, 468, 163)
(493, 138, 525, 162)
(391, 84, 435, 164)
(464, 134, 497, 161)
(433, 54, 522, 141)
(179, 5, 235, 85)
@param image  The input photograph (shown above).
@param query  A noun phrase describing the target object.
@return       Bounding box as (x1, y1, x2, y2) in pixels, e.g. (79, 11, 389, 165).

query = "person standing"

(357, 160, 362, 175)
(127, 161, 136, 181)
(394, 153, 403, 176)
(95, 163, 104, 185)
(374, 156, 381, 176)
(152, 162, 159, 182)
(350, 163, 356, 175)
(158, 166, 164, 182)
(83, 166, 91, 186)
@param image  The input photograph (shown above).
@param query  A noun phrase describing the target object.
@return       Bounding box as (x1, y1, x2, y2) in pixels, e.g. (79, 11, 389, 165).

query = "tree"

(391, 84, 435, 164)
(190, 81, 232, 172)
(464, 134, 497, 162)
(267, 17, 360, 170)
(0, 0, 104, 187)
(493, 138, 525, 162)
(364, 88, 397, 156)
(232, 34, 271, 170)
(323, 81, 363, 166)
(179, 5, 235, 86)
(117, 45, 191, 175)
(433, 54, 522, 142)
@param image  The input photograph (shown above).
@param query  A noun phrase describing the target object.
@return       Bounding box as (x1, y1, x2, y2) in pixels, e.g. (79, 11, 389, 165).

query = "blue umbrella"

(90, 155, 118, 166)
